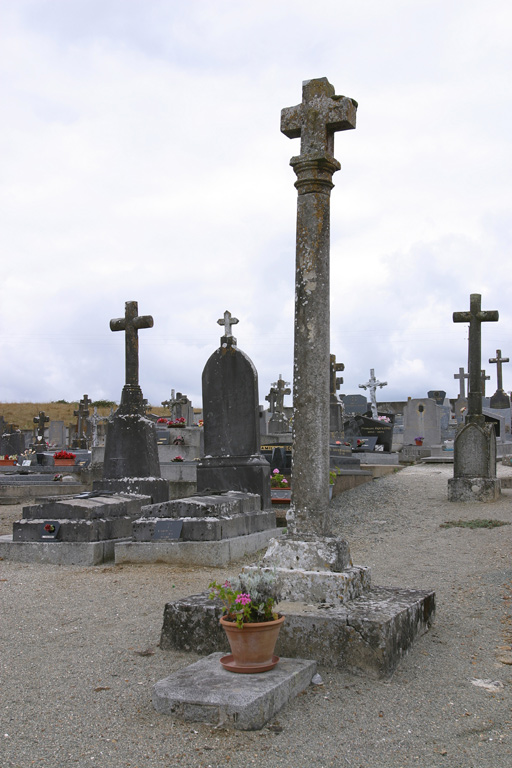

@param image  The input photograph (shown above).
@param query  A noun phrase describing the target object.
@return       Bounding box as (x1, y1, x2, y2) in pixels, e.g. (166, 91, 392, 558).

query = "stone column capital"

(290, 155, 341, 196)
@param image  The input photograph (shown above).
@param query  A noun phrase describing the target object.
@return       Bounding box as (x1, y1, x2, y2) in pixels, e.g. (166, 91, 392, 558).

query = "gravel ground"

(1, 463, 512, 768)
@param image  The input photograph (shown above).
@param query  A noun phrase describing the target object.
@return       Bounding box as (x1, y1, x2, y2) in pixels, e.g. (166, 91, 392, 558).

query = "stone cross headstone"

(163, 391, 192, 424)
(267, 374, 291, 434)
(449, 293, 500, 501)
(489, 349, 510, 409)
(359, 369, 387, 420)
(33, 411, 49, 440)
(281, 77, 357, 536)
(73, 394, 91, 449)
(98, 300, 167, 502)
(453, 295, 498, 421)
(196, 314, 270, 507)
(454, 367, 469, 399)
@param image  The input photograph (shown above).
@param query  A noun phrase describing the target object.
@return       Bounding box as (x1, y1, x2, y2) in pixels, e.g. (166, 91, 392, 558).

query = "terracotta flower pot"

(54, 459, 75, 466)
(220, 614, 285, 673)
(0, 460, 15, 466)
(415, 440, 423, 446)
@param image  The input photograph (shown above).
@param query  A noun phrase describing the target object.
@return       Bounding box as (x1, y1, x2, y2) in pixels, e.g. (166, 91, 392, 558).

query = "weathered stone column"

(281, 77, 357, 535)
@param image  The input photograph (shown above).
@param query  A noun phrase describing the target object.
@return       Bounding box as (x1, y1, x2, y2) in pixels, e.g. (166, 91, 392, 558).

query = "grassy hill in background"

(0, 402, 170, 431)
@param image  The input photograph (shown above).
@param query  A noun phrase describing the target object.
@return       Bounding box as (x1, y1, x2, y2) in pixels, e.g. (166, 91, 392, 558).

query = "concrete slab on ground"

(115, 528, 283, 567)
(152, 652, 316, 730)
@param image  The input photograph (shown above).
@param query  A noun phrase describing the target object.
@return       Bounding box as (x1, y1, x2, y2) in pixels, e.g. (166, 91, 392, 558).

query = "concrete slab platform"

(115, 528, 282, 567)
(160, 586, 435, 678)
(0, 535, 131, 566)
(152, 652, 316, 730)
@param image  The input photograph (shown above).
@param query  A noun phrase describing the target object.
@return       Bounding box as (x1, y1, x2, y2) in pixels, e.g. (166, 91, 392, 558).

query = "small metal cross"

(217, 310, 239, 344)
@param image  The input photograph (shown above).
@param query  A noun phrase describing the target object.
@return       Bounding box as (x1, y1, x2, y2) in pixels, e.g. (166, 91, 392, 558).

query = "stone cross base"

(160, 588, 435, 679)
(447, 476, 501, 502)
(103, 411, 161, 480)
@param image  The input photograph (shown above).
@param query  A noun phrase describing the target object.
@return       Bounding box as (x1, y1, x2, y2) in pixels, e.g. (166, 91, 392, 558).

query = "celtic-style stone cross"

(217, 310, 238, 346)
(110, 301, 154, 388)
(489, 349, 509, 392)
(281, 78, 357, 535)
(359, 369, 387, 420)
(453, 294, 498, 421)
(454, 367, 469, 399)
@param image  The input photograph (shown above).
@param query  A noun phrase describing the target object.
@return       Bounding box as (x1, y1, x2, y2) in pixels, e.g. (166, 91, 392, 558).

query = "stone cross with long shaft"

(359, 369, 387, 420)
(272, 374, 291, 415)
(489, 349, 509, 392)
(110, 301, 154, 388)
(454, 367, 469, 399)
(281, 77, 357, 536)
(453, 294, 498, 421)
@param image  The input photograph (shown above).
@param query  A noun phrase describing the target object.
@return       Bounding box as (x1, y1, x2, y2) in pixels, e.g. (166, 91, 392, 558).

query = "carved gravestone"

(196, 312, 271, 509)
(403, 399, 442, 446)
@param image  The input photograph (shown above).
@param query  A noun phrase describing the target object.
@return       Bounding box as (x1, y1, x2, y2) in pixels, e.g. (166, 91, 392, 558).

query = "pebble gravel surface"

(1, 463, 512, 768)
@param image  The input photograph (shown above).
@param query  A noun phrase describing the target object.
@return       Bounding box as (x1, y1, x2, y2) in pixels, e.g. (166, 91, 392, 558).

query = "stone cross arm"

(281, 78, 357, 157)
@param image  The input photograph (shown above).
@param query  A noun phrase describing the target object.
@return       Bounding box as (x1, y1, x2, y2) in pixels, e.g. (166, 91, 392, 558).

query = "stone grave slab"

(152, 652, 316, 730)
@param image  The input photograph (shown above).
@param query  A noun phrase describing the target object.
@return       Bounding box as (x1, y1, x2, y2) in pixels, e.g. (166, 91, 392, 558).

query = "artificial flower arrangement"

(172, 455, 184, 462)
(270, 468, 288, 488)
(3, 454, 17, 461)
(209, 570, 281, 629)
(168, 416, 187, 426)
(157, 418, 169, 424)
(54, 450, 76, 460)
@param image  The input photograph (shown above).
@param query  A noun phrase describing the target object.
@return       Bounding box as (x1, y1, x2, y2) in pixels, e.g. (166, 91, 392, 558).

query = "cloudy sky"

(1, 0, 511, 410)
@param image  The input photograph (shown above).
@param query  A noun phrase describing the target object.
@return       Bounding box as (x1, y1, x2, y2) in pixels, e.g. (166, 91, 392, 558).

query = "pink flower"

(235, 593, 251, 606)
(273, 468, 279, 474)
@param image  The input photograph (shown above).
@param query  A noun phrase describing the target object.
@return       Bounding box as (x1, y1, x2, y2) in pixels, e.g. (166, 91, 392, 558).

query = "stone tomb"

(115, 491, 279, 566)
(0, 492, 151, 565)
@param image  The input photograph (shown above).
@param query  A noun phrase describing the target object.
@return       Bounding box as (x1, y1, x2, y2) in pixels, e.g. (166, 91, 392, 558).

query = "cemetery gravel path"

(1, 463, 512, 768)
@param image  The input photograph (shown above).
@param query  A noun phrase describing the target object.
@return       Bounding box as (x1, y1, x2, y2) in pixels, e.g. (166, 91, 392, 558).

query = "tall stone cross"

(88, 407, 104, 448)
(330, 355, 344, 397)
(281, 77, 357, 536)
(489, 349, 509, 392)
(217, 310, 238, 346)
(359, 369, 387, 420)
(33, 411, 49, 439)
(110, 301, 154, 390)
(453, 294, 498, 421)
(454, 367, 469, 398)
